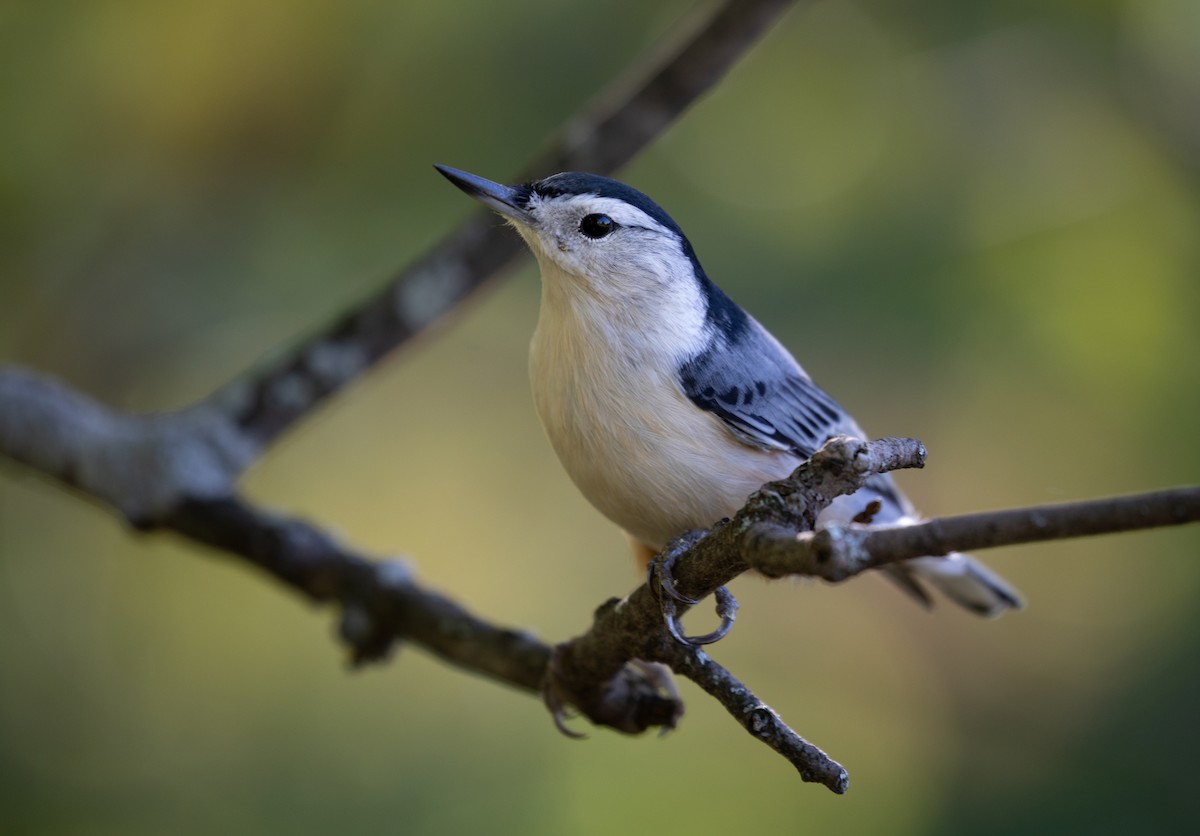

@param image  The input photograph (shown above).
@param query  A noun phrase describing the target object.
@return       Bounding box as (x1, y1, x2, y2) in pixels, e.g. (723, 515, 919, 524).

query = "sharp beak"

(434, 165, 532, 224)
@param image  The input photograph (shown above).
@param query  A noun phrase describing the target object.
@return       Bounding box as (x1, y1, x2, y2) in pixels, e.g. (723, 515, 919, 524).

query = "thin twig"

(743, 487, 1200, 581)
(667, 645, 850, 793)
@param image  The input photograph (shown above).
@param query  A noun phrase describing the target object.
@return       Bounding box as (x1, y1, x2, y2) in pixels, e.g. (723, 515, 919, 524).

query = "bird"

(436, 164, 1022, 619)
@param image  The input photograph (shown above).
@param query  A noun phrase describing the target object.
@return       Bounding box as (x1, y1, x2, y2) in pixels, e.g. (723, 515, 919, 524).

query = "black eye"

(579, 213, 616, 239)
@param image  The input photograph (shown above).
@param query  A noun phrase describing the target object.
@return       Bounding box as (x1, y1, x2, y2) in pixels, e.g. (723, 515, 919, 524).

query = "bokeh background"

(2, 0, 1198, 833)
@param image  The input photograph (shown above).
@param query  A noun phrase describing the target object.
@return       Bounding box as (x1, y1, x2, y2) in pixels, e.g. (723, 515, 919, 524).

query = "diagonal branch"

(204, 0, 801, 451)
(667, 644, 849, 793)
(158, 494, 684, 732)
(0, 0, 799, 524)
(0, 0, 804, 769)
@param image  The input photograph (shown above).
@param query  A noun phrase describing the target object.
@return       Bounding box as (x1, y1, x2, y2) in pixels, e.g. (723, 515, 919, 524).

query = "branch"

(3, 377, 1198, 792)
(3, 0, 1198, 795)
(0, 0, 797, 765)
(743, 487, 1200, 581)
(0, 369, 254, 523)
(0, 0, 798, 522)
(667, 645, 849, 793)
(539, 437, 1200, 792)
(542, 437, 925, 792)
(204, 0, 801, 450)
(159, 494, 683, 733)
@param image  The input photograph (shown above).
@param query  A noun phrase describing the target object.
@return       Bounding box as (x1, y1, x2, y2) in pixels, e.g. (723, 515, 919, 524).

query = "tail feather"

(904, 552, 1023, 618)
(823, 482, 1023, 618)
(880, 564, 935, 610)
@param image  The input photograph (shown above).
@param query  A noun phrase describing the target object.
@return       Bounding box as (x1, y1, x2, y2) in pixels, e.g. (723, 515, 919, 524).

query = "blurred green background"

(2, 0, 1198, 833)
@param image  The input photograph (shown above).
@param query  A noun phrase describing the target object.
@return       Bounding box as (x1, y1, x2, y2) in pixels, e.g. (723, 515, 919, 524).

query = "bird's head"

(436, 165, 704, 304)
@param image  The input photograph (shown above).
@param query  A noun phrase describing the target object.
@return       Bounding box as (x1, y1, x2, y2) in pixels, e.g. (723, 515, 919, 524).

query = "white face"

(512, 193, 693, 301)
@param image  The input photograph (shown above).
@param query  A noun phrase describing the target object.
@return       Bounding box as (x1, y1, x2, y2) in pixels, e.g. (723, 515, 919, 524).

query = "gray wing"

(678, 317, 862, 460)
(679, 314, 914, 515)
(678, 307, 1021, 616)
(678, 315, 932, 603)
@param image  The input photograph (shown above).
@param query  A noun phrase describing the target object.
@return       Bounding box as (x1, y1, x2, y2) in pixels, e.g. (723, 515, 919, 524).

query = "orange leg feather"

(630, 538, 658, 573)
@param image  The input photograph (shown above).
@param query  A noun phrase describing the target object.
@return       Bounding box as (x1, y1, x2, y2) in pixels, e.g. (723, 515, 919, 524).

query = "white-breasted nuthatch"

(437, 165, 1022, 618)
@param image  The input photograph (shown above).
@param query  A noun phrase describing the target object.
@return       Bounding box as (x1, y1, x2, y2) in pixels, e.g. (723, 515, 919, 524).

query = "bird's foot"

(542, 646, 684, 737)
(543, 645, 587, 739)
(647, 540, 738, 646)
(629, 659, 682, 736)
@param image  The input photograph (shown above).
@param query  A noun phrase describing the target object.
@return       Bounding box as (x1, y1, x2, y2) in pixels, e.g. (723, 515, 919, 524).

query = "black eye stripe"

(579, 213, 617, 239)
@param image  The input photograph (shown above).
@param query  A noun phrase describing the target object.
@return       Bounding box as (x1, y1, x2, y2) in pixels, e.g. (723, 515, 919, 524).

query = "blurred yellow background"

(2, 0, 1198, 833)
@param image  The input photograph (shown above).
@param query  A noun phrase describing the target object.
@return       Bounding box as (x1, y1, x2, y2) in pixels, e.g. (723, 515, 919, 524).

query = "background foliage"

(2, 0, 1198, 832)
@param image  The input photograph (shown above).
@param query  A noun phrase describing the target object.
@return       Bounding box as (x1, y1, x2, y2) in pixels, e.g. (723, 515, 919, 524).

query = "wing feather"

(678, 317, 859, 459)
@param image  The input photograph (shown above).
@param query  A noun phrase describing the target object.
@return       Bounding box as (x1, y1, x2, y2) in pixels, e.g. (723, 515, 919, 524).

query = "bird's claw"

(647, 548, 738, 646)
(543, 645, 587, 739)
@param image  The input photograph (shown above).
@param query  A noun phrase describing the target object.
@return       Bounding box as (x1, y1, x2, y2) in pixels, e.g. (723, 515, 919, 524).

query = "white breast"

(528, 261, 797, 550)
